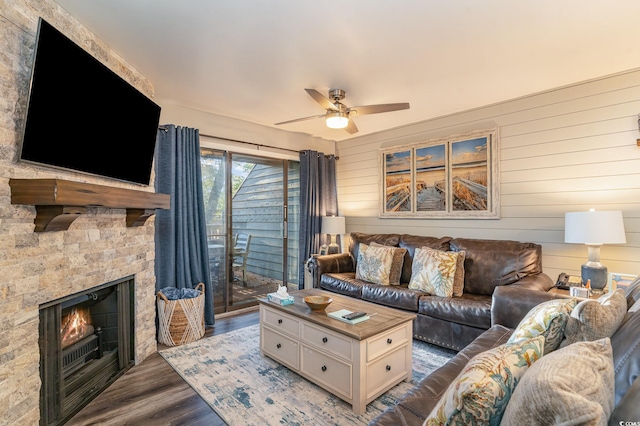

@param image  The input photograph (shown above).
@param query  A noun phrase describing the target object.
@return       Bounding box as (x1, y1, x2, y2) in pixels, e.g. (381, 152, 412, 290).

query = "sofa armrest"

(491, 285, 571, 329)
(306, 253, 354, 289)
(508, 273, 555, 292)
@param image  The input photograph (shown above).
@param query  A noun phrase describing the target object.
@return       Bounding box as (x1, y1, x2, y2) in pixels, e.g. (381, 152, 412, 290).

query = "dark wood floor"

(67, 309, 259, 426)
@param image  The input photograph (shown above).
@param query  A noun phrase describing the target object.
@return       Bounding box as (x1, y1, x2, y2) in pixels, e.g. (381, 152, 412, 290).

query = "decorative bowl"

(304, 295, 333, 311)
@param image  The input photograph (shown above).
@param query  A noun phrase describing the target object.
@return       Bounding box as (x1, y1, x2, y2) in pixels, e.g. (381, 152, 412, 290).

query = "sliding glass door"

(201, 149, 299, 314)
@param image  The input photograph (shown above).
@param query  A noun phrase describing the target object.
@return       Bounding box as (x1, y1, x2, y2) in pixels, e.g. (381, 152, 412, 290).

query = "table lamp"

(564, 210, 626, 294)
(321, 216, 346, 254)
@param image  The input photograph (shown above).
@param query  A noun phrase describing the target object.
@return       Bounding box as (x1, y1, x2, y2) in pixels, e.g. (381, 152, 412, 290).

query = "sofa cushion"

(508, 298, 576, 354)
(501, 338, 615, 426)
(408, 247, 461, 297)
(319, 272, 366, 298)
(348, 232, 400, 269)
(449, 238, 543, 296)
(562, 289, 627, 346)
(362, 283, 424, 312)
(355, 243, 395, 285)
(418, 293, 492, 329)
(399, 234, 452, 284)
(370, 242, 407, 285)
(424, 335, 545, 425)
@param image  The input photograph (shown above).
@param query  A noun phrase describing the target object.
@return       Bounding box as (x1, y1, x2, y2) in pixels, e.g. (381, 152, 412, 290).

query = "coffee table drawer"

(366, 344, 409, 399)
(366, 323, 411, 362)
(301, 345, 352, 400)
(262, 327, 299, 370)
(301, 323, 353, 361)
(262, 306, 300, 338)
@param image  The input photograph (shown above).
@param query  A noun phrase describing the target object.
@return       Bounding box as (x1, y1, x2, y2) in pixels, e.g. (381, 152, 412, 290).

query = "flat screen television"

(19, 18, 161, 185)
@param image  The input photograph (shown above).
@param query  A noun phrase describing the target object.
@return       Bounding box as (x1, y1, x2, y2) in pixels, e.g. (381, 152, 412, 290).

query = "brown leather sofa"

(371, 279, 640, 425)
(307, 232, 554, 351)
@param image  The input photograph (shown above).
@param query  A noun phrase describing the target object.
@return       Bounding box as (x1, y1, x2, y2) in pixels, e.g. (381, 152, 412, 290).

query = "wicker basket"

(157, 283, 205, 346)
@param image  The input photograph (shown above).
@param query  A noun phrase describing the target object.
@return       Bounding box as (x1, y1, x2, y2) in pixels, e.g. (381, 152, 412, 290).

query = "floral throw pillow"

(370, 242, 407, 285)
(355, 243, 394, 285)
(507, 298, 577, 354)
(408, 247, 459, 297)
(424, 335, 545, 426)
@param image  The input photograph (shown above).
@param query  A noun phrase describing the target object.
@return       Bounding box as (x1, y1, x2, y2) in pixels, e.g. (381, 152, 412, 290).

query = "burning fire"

(61, 308, 94, 348)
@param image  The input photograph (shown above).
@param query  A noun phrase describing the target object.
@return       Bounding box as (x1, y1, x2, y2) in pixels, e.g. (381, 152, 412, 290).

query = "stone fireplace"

(1, 2, 161, 424)
(39, 276, 135, 425)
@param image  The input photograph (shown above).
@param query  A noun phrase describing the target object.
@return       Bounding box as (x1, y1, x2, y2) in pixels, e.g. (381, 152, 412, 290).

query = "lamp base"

(581, 264, 607, 294)
(327, 242, 340, 255)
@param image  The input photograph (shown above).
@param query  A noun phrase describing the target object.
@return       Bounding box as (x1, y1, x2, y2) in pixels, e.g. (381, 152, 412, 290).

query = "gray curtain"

(298, 150, 338, 288)
(155, 124, 214, 326)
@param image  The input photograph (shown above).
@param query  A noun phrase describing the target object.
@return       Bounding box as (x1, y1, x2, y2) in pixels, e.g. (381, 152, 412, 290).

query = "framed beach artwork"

(383, 149, 413, 213)
(380, 128, 499, 218)
(608, 272, 638, 293)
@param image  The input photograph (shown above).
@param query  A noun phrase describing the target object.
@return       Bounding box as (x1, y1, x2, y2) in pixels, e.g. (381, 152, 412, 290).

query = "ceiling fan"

(274, 88, 410, 134)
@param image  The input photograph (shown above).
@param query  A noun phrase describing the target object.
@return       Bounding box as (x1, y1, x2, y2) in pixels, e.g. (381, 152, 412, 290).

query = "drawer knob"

(386, 365, 391, 372)
(321, 365, 327, 372)
(276, 343, 282, 349)
(387, 338, 393, 344)
(322, 337, 328, 343)
(278, 319, 283, 324)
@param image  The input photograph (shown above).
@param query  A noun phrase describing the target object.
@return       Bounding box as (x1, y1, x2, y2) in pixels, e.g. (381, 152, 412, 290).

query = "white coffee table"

(258, 288, 416, 415)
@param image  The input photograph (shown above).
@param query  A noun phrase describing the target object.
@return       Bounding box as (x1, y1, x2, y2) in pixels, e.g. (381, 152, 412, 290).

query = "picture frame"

(607, 272, 638, 293)
(380, 128, 499, 219)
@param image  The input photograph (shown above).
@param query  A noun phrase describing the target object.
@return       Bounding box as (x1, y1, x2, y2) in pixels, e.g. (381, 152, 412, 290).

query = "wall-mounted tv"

(19, 18, 161, 185)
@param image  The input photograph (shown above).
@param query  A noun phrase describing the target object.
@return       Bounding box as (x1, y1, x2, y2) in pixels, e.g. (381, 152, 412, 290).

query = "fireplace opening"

(39, 276, 134, 426)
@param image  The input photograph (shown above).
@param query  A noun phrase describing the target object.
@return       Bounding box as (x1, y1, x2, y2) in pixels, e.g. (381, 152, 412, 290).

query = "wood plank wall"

(336, 69, 640, 282)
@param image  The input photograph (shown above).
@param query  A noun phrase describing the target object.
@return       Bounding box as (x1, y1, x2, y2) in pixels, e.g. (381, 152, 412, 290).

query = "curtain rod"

(159, 126, 338, 159)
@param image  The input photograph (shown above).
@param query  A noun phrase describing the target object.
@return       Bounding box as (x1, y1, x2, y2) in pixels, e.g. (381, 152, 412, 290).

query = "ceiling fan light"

(325, 111, 349, 129)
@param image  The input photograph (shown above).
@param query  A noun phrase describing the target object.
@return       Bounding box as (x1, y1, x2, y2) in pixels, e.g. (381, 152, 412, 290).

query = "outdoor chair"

(232, 233, 251, 285)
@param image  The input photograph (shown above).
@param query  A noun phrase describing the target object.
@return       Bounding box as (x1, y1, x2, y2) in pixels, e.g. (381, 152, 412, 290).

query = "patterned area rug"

(160, 324, 455, 426)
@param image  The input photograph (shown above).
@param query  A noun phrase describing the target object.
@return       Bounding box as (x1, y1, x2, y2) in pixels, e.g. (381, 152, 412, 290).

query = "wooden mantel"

(10, 178, 171, 232)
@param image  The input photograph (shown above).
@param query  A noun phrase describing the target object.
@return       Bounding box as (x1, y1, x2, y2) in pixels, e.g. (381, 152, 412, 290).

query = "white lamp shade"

(564, 210, 626, 244)
(321, 216, 346, 235)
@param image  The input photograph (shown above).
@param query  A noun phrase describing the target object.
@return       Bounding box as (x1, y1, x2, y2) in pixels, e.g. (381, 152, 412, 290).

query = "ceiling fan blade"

(344, 119, 358, 134)
(305, 88, 339, 111)
(348, 102, 410, 116)
(274, 114, 325, 125)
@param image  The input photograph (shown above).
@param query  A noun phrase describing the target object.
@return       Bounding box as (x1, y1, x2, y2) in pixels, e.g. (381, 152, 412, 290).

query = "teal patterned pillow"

(424, 335, 545, 425)
(355, 243, 394, 285)
(508, 298, 577, 354)
(408, 247, 460, 297)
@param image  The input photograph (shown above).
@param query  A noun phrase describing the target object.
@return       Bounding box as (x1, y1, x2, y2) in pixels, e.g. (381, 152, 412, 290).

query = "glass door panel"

(229, 154, 285, 309)
(200, 148, 228, 315)
(202, 148, 300, 314)
(287, 161, 301, 289)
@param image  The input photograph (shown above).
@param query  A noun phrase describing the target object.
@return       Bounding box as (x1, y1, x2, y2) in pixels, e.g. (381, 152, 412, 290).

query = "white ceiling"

(55, 0, 640, 142)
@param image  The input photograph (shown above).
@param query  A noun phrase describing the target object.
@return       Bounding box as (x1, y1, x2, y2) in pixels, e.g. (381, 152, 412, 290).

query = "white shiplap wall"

(336, 69, 640, 281)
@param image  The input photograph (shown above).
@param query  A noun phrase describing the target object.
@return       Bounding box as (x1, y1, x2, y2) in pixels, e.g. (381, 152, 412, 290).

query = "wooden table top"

(258, 288, 416, 341)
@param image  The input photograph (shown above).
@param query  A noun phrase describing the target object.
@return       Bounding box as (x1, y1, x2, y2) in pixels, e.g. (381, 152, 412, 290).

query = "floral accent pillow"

(507, 298, 577, 354)
(424, 335, 545, 426)
(355, 243, 394, 285)
(370, 242, 407, 285)
(408, 247, 460, 297)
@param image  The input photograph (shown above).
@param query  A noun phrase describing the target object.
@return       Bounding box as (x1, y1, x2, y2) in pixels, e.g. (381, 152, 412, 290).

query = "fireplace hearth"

(39, 276, 135, 426)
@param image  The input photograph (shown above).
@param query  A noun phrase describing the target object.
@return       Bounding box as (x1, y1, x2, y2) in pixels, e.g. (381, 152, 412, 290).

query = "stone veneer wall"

(1, 2, 160, 424)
